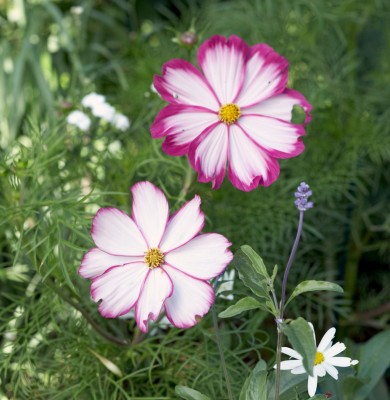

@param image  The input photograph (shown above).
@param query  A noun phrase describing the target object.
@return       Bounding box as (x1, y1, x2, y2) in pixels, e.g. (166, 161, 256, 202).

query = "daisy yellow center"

(144, 248, 164, 269)
(314, 351, 325, 366)
(218, 103, 241, 125)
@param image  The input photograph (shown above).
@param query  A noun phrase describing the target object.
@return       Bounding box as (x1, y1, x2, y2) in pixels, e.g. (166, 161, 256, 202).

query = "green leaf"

(271, 264, 278, 282)
(285, 280, 344, 308)
(356, 330, 390, 399)
(233, 246, 271, 299)
(218, 297, 266, 318)
(175, 386, 211, 400)
(281, 317, 316, 376)
(267, 369, 309, 400)
(239, 360, 267, 400)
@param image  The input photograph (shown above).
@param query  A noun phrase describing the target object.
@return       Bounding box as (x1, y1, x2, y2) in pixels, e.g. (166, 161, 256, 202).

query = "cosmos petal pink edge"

(151, 34, 312, 191)
(79, 181, 233, 333)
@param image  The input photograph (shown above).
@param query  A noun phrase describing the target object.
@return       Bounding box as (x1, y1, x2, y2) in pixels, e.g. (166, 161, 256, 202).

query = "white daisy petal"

(315, 364, 326, 377)
(323, 362, 339, 380)
(279, 360, 303, 370)
(281, 347, 302, 360)
(324, 342, 346, 358)
(317, 327, 336, 352)
(307, 374, 318, 397)
(327, 356, 355, 367)
(291, 365, 306, 375)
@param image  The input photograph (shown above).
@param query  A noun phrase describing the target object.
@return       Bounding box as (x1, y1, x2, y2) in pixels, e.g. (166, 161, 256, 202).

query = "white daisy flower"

(279, 324, 358, 397)
(66, 110, 91, 131)
(112, 113, 130, 131)
(81, 92, 106, 109)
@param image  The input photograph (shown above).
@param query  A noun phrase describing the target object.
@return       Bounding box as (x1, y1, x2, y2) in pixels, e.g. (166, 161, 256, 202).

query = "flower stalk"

(274, 183, 313, 400)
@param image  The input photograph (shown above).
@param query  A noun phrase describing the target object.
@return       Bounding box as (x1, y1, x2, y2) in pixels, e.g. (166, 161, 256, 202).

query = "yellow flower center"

(314, 351, 325, 366)
(218, 103, 241, 125)
(144, 248, 164, 269)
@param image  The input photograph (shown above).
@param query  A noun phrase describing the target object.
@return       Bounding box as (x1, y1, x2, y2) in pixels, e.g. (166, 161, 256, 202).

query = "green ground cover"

(0, 0, 389, 398)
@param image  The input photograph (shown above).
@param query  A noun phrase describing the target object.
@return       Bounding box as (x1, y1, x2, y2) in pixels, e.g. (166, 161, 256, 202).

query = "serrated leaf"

(233, 247, 271, 299)
(281, 318, 316, 376)
(175, 385, 211, 400)
(239, 360, 267, 400)
(285, 280, 344, 308)
(218, 297, 266, 318)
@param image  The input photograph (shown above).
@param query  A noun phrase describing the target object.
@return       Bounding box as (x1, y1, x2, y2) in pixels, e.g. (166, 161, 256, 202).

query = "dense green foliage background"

(0, 0, 389, 398)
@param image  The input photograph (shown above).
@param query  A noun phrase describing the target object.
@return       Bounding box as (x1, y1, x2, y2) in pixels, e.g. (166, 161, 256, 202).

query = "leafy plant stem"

(175, 164, 195, 207)
(45, 279, 130, 346)
(212, 277, 233, 400)
(275, 210, 304, 400)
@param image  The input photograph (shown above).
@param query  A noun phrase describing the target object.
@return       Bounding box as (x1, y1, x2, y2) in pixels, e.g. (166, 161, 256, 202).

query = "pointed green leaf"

(233, 247, 271, 299)
(175, 386, 211, 400)
(218, 297, 266, 318)
(281, 317, 316, 376)
(271, 264, 278, 282)
(239, 360, 268, 400)
(356, 330, 390, 399)
(241, 245, 271, 280)
(285, 280, 343, 308)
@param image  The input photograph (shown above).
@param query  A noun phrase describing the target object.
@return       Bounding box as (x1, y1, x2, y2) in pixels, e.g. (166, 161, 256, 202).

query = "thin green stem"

(275, 211, 304, 400)
(212, 278, 233, 400)
(175, 164, 195, 207)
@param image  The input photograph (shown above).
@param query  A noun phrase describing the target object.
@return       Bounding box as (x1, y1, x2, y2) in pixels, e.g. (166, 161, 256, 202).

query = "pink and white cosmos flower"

(79, 181, 233, 333)
(151, 35, 312, 191)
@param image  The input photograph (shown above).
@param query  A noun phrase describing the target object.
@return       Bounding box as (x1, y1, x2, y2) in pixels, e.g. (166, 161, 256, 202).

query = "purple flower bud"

(294, 182, 313, 211)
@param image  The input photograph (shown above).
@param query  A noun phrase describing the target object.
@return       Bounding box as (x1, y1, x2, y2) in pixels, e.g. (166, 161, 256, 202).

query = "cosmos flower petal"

(317, 327, 336, 352)
(91, 208, 147, 256)
(151, 105, 218, 156)
(197, 35, 249, 104)
(163, 265, 214, 328)
(235, 43, 288, 107)
(154, 59, 219, 109)
(308, 375, 318, 397)
(327, 357, 355, 367)
(238, 114, 305, 159)
(244, 89, 312, 124)
(135, 268, 173, 333)
(291, 365, 306, 375)
(228, 124, 280, 191)
(323, 362, 339, 380)
(79, 248, 143, 279)
(281, 347, 303, 360)
(324, 342, 346, 358)
(164, 233, 233, 280)
(91, 263, 149, 318)
(131, 181, 169, 248)
(280, 360, 304, 370)
(160, 195, 205, 253)
(188, 123, 228, 190)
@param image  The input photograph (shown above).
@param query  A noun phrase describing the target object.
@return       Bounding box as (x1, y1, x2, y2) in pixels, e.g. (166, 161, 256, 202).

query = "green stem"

(211, 291, 233, 400)
(45, 280, 130, 346)
(175, 164, 195, 207)
(275, 211, 304, 400)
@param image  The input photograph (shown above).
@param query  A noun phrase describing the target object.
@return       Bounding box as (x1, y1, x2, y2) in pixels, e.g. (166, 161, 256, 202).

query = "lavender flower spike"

(294, 182, 314, 211)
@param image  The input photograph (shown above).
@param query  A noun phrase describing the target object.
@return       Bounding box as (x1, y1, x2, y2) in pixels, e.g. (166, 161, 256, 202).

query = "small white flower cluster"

(66, 92, 130, 132)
